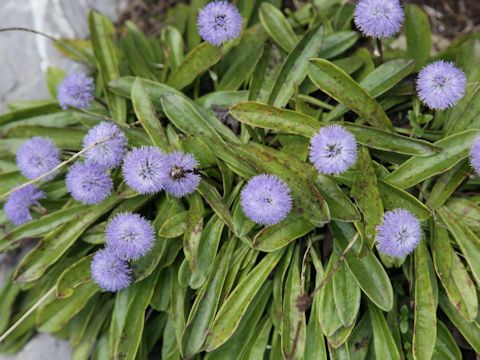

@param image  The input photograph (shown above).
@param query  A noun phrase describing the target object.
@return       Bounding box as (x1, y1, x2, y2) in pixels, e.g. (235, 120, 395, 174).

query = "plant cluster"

(0, 0, 479, 359)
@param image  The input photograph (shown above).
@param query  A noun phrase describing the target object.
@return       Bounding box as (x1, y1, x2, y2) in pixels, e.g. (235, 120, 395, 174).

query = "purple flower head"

(57, 72, 94, 110)
(198, 1, 243, 46)
(376, 209, 421, 258)
(163, 151, 201, 198)
(16, 137, 61, 181)
(105, 212, 155, 261)
(416, 61, 467, 111)
(82, 122, 127, 169)
(469, 136, 480, 175)
(240, 174, 292, 226)
(90, 249, 132, 292)
(309, 125, 358, 175)
(122, 146, 168, 194)
(66, 162, 112, 205)
(4, 184, 46, 226)
(354, 0, 404, 38)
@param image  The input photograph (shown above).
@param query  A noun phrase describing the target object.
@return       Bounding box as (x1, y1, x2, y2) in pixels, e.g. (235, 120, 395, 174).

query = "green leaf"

(56, 254, 95, 299)
(347, 314, 372, 360)
(439, 294, 480, 354)
(332, 257, 360, 328)
(405, 4, 432, 70)
(308, 58, 394, 131)
(432, 321, 462, 360)
(438, 206, 480, 287)
(217, 30, 265, 91)
(351, 146, 384, 249)
(13, 196, 120, 283)
(330, 221, 393, 311)
(157, 211, 188, 238)
(269, 24, 325, 107)
(304, 295, 327, 360)
(197, 180, 235, 233)
(0, 101, 60, 126)
(378, 181, 432, 221)
(205, 282, 272, 360)
(0, 204, 89, 252)
(385, 130, 480, 189)
(413, 241, 437, 360)
(183, 193, 204, 271)
(253, 215, 315, 252)
(37, 282, 98, 333)
(205, 248, 285, 351)
(426, 162, 469, 210)
(131, 77, 168, 150)
(431, 222, 477, 322)
(327, 59, 416, 121)
(161, 25, 184, 70)
(259, 2, 298, 52)
(189, 216, 225, 289)
(167, 42, 222, 90)
(367, 301, 400, 360)
(88, 11, 126, 123)
(182, 239, 235, 357)
(110, 268, 160, 360)
(318, 250, 343, 337)
(282, 245, 306, 359)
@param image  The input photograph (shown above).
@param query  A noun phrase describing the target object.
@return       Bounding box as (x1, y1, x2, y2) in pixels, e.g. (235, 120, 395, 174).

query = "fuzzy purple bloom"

(105, 212, 155, 261)
(376, 209, 421, 258)
(241, 174, 292, 226)
(198, 1, 243, 46)
(4, 185, 45, 226)
(122, 146, 168, 194)
(163, 151, 201, 198)
(16, 137, 61, 181)
(82, 122, 127, 169)
(416, 61, 467, 111)
(309, 125, 358, 175)
(469, 136, 480, 175)
(66, 162, 112, 205)
(354, 0, 404, 38)
(90, 249, 132, 292)
(57, 72, 94, 110)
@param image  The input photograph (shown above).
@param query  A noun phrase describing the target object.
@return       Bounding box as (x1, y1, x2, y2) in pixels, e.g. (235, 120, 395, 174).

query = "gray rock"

(0, 0, 127, 112)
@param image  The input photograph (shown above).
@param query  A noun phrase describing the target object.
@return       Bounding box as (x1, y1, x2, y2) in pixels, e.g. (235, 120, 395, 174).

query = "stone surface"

(0, 0, 127, 112)
(0, 1, 126, 358)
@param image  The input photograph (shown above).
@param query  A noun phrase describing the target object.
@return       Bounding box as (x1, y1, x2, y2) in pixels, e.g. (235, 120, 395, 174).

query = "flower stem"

(0, 287, 55, 343)
(376, 38, 384, 63)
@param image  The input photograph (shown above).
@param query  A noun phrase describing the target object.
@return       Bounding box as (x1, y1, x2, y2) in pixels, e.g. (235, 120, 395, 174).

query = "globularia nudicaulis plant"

(0, 0, 479, 358)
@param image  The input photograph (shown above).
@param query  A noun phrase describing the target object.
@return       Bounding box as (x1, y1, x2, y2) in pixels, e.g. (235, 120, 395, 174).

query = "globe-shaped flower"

(197, 1, 243, 46)
(163, 151, 201, 198)
(82, 122, 127, 169)
(309, 125, 358, 175)
(354, 0, 404, 38)
(122, 146, 168, 194)
(376, 209, 421, 258)
(469, 136, 480, 175)
(16, 137, 61, 181)
(90, 249, 132, 292)
(57, 72, 95, 110)
(240, 174, 292, 226)
(66, 162, 112, 205)
(105, 213, 155, 261)
(416, 61, 467, 111)
(4, 185, 46, 226)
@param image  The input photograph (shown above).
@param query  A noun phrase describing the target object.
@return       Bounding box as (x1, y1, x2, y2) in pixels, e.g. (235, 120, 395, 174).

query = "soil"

(119, 0, 480, 39)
